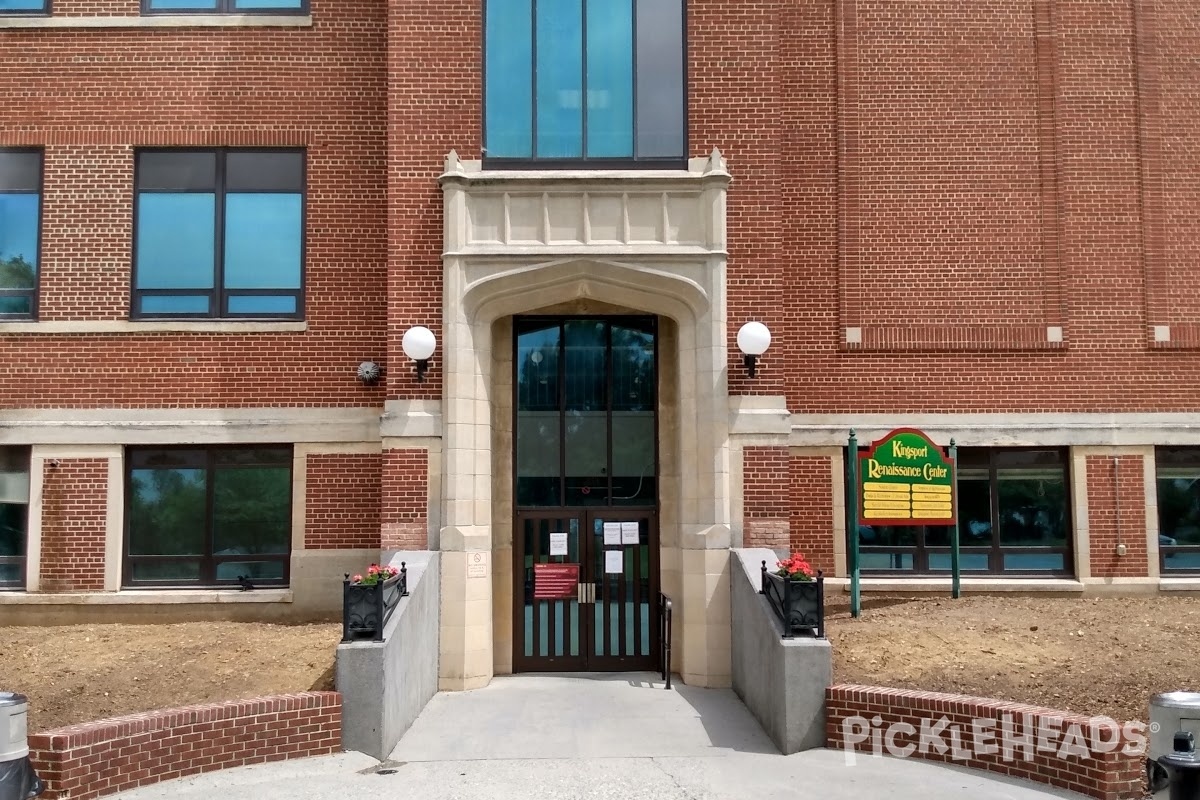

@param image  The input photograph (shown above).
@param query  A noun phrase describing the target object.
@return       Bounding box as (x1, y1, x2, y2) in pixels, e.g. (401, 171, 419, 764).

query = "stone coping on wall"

(29, 692, 341, 800)
(826, 685, 1143, 800)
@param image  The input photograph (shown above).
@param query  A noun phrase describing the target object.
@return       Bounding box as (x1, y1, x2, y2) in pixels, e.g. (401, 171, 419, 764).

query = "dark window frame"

(0, 446, 31, 591)
(852, 447, 1075, 577)
(0, 1, 50, 16)
(131, 147, 306, 321)
(123, 445, 293, 589)
(481, 0, 689, 170)
(0, 147, 43, 321)
(141, 0, 308, 15)
(1156, 447, 1200, 574)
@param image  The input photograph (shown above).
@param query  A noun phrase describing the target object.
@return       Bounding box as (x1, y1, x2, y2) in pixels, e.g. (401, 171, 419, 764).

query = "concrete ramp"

(389, 673, 777, 761)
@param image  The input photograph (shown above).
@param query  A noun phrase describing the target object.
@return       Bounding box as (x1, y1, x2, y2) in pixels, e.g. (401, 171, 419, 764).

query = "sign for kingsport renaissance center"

(857, 428, 956, 527)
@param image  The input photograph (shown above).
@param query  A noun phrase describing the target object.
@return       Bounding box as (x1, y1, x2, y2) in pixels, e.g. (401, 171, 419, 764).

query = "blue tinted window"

(145, 0, 306, 12)
(0, 150, 41, 319)
(223, 194, 302, 290)
(227, 296, 297, 315)
(140, 295, 212, 315)
(136, 194, 216, 289)
(536, 0, 584, 159)
(133, 150, 304, 319)
(586, 0, 634, 158)
(485, 0, 683, 163)
(0, 0, 48, 12)
(485, 0, 534, 158)
(147, 0, 218, 8)
(0, 195, 39, 283)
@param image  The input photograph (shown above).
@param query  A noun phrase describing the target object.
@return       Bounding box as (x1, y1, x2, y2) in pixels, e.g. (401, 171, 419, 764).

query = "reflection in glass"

(536, 0, 584, 158)
(128, 468, 207, 555)
(586, 0, 634, 157)
(212, 467, 290, 555)
(484, 0, 534, 157)
(0, 194, 39, 282)
(136, 194, 216, 289)
(998, 466, 1066, 547)
(516, 323, 561, 506)
(224, 194, 302, 289)
(564, 321, 608, 505)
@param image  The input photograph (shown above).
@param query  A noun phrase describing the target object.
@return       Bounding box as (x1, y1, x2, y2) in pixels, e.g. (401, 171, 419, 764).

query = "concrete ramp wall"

(730, 548, 831, 754)
(336, 550, 439, 760)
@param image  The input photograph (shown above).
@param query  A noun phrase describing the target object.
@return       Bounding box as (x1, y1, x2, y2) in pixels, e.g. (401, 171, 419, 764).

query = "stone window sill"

(0, 320, 307, 334)
(0, 589, 293, 604)
(0, 15, 311, 29)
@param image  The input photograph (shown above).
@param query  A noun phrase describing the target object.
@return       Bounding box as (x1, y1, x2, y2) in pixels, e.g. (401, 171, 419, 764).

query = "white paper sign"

(549, 532, 568, 556)
(605, 550, 624, 574)
(602, 522, 622, 546)
(620, 521, 639, 544)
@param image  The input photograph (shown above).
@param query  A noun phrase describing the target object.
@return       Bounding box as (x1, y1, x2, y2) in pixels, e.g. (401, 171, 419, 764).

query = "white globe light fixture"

(737, 321, 771, 378)
(402, 325, 437, 383)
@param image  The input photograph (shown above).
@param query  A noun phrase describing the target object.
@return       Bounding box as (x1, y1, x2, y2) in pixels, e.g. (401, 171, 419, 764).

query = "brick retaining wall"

(826, 685, 1143, 800)
(28, 692, 342, 800)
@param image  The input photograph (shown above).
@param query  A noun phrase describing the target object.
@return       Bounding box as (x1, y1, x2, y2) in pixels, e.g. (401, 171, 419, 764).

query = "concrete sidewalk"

(110, 673, 1081, 800)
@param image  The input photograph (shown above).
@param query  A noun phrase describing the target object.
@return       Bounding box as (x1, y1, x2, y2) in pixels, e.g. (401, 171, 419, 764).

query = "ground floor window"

(125, 446, 292, 587)
(0, 447, 30, 588)
(1155, 448, 1200, 573)
(856, 447, 1073, 576)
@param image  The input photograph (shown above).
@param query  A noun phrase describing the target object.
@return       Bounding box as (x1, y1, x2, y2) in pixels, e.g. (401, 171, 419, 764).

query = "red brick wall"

(384, 0, 481, 403)
(0, 0, 389, 410)
(305, 453, 382, 550)
(38, 459, 107, 592)
(381, 449, 428, 550)
(826, 685, 1143, 800)
(28, 692, 342, 800)
(789, 455, 836, 574)
(742, 446, 790, 549)
(1086, 455, 1150, 578)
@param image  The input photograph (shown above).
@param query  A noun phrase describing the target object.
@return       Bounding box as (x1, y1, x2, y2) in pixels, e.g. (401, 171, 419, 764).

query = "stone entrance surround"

(436, 150, 735, 689)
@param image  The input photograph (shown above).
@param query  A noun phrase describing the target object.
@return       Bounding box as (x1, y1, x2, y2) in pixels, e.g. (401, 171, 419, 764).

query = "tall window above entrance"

(484, 0, 686, 166)
(515, 317, 657, 507)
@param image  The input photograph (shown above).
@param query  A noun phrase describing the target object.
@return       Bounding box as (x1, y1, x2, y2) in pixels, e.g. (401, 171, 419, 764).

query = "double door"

(514, 508, 658, 672)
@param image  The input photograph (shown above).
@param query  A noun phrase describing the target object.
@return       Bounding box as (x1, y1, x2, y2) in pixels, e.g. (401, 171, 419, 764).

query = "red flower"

(776, 552, 816, 581)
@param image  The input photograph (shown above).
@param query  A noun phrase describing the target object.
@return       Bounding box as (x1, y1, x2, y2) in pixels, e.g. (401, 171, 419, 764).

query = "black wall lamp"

(737, 321, 772, 378)
(402, 326, 437, 383)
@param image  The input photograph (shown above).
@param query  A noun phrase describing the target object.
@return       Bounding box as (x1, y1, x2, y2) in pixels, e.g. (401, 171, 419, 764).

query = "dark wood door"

(513, 508, 659, 672)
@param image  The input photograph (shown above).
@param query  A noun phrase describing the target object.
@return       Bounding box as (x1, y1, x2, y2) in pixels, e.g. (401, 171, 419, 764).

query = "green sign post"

(849, 428, 959, 614)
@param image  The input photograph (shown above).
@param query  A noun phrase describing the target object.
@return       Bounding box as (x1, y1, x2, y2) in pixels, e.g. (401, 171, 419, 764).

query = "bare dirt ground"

(827, 593, 1200, 724)
(0, 622, 341, 733)
(4, 597, 1198, 734)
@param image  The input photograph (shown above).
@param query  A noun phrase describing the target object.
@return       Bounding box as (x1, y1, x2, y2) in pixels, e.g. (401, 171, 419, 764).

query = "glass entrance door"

(512, 317, 659, 672)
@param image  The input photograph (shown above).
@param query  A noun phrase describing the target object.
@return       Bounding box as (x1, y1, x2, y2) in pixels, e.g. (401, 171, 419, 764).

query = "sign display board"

(857, 428, 956, 527)
(533, 563, 579, 600)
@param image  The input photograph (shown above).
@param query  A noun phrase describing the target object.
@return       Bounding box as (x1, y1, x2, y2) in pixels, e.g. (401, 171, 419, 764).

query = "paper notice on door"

(620, 521, 639, 544)
(605, 550, 624, 574)
(549, 532, 568, 556)
(602, 522, 622, 546)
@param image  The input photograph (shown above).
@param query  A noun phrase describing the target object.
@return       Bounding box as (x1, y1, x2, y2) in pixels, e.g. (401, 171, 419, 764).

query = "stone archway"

(437, 154, 734, 690)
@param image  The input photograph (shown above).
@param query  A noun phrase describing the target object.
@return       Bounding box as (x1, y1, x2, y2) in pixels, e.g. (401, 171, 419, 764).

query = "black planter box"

(760, 562, 825, 639)
(341, 566, 407, 643)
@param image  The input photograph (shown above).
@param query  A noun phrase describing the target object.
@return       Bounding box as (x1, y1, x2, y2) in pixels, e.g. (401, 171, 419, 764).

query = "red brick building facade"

(2, 0, 1198, 688)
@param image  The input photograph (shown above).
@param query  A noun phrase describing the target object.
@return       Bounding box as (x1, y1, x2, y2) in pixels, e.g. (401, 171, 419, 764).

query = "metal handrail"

(659, 591, 673, 689)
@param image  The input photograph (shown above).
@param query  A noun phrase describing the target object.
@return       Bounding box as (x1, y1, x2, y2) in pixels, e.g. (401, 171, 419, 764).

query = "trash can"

(0, 693, 44, 800)
(1149, 693, 1200, 798)
(1157, 732, 1200, 800)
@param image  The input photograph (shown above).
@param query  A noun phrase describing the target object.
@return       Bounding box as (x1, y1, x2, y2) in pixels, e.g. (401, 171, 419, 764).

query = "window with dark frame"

(124, 446, 292, 588)
(142, 0, 307, 14)
(0, 149, 42, 320)
(0, 447, 31, 590)
(484, 0, 686, 167)
(852, 447, 1074, 576)
(133, 149, 304, 320)
(0, 0, 49, 15)
(1156, 447, 1200, 573)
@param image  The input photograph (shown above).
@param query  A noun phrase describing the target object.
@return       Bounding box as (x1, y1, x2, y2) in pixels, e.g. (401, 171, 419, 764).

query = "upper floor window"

(484, 0, 686, 167)
(0, 0, 48, 14)
(0, 149, 42, 320)
(143, 0, 307, 13)
(0, 447, 31, 590)
(133, 149, 305, 320)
